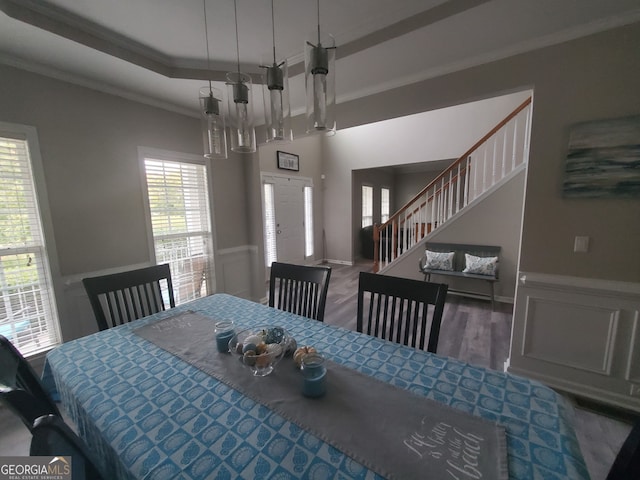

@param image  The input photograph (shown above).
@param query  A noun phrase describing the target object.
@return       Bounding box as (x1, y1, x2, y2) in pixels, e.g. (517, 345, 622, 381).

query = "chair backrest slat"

(269, 262, 332, 322)
(0, 335, 61, 431)
(357, 272, 448, 353)
(83, 264, 175, 331)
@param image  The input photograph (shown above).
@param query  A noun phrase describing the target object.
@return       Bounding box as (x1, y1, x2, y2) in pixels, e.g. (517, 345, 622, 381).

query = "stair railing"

(373, 96, 532, 272)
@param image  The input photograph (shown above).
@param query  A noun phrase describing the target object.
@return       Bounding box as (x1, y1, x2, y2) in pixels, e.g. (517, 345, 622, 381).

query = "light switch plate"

(574, 236, 589, 253)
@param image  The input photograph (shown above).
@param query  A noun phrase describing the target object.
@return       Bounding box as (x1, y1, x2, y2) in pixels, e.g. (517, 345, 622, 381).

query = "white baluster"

(502, 123, 508, 177)
(523, 106, 531, 165)
(512, 117, 518, 171)
(456, 162, 461, 215)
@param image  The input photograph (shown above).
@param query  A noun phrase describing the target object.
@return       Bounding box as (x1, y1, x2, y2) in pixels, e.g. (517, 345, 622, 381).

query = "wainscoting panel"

(522, 296, 618, 375)
(216, 246, 256, 300)
(508, 272, 640, 412)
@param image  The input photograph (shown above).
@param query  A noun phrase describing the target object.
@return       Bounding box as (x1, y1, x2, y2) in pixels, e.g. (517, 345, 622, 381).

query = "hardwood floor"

(321, 260, 634, 480)
(1, 261, 633, 479)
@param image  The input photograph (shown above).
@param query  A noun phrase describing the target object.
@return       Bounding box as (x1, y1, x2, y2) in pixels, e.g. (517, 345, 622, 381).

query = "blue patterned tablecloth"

(42, 294, 588, 480)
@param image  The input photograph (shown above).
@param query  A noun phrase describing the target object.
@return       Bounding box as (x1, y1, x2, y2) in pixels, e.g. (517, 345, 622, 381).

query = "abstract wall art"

(563, 114, 640, 198)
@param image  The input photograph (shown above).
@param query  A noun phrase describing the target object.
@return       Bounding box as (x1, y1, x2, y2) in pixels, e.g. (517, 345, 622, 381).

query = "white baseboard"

(325, 259, 354, 266)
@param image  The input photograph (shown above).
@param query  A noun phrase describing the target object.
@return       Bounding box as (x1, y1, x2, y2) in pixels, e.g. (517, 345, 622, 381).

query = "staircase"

(373, 97, 532, 272)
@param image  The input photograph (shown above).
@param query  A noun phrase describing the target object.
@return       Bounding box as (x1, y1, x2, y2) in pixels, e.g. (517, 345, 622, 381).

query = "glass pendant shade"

(304, 31, 336, 134)
(199, 86, 227, 159)
(226, 72, 256, 153)
(262, 59, 292, 143)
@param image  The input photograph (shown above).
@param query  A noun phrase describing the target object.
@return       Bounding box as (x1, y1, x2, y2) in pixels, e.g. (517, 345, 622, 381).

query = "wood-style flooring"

(1, 261, 634, 479)
(321, 260, 634, 480)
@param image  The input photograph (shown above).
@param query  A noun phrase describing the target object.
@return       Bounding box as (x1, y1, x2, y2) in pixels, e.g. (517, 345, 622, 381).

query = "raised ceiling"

(1, 0, 639, 120)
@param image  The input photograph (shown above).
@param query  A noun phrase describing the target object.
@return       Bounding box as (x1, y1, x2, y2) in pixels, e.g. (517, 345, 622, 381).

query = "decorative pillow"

(463, 254, 498, 276)
(425, 250, 454, 271)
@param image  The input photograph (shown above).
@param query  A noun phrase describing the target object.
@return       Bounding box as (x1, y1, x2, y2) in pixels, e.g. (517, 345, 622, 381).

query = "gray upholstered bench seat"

(418, 242, 500, 309)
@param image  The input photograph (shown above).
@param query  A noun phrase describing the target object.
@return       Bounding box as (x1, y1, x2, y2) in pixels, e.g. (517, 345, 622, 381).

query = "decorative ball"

(245, 335, 262, 346)
(255, 354, 271, 368)
(256, 343, 268, 355)
(264, 327, 285, 344)
(243, 343, 257, 354)
(266, 343, 283, 357)
(285, 338, 297, 357)
(243, 351, 256, 366)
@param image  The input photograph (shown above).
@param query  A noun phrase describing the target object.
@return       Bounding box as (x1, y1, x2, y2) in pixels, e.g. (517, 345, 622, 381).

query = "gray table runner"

(134, 311, 508, 480)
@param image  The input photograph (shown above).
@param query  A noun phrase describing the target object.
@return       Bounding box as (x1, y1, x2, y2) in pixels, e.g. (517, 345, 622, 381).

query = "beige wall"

(385, 169, 525, 300)
(325, 22, 640, 283)
(323, 90, 531, 262)
(0, 65, 252, 274)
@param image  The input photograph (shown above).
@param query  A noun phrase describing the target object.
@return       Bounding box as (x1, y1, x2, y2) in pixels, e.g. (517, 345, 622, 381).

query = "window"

(381, 187, 390, 223)
(304, 186, 314, 257)
(362, 185, 373, 227)
(0, 128, 61, 356)
(142, 152, 214, 305)
(263, 182, 277, 267)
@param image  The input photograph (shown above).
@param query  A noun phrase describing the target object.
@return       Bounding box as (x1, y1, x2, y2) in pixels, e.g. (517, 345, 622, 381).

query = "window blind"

(0, 136, 61, 356)
(144, 158, 213, 305)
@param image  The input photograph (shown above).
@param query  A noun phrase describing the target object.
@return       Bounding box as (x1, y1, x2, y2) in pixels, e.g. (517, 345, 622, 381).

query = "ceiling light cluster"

(200, 0, 336, 159)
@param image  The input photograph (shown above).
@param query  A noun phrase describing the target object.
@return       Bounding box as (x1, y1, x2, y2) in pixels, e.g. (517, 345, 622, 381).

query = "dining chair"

(269, 262, 332, 322)
(31, 414, 105, 480)
(82, 264, 175, 331)
(0, 335, 61, 427)
(357, 272, 448, 353)
(606, 419, 640, 480)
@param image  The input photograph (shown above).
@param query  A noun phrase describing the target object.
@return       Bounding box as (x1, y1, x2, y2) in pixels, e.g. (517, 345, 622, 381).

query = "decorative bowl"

(228, 326, 291, 376)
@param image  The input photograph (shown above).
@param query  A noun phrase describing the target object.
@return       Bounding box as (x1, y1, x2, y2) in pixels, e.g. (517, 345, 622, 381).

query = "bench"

(418, 242, 501, 310)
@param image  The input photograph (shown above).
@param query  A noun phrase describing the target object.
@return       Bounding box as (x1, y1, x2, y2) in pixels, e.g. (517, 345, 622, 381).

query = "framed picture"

(563, 114, 640, 198)
(277, 151, 299, 171)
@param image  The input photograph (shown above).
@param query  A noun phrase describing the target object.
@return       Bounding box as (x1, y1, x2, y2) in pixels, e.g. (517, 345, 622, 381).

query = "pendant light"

(226, 0, 256, 153)
(304, 0, 336, 134)
(199, 0, 227, 159)
(261, 0, 292, 143)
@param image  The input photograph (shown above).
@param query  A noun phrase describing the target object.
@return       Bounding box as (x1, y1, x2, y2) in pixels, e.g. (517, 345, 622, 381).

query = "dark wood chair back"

(82, 264, 175, 331)
(269, 262, 332, 322)
(31, 414, 105, 480)
(0, 335, 60, 429)
(357, 272, 448, 353)
(607, 419, 640, 480)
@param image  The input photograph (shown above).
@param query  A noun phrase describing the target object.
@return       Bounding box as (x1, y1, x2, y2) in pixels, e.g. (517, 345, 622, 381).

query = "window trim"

(138, 146, 218, 297)
(381, 186, 391, 223)
(362, 184, 374, 228)
(0, 121, 63, 354)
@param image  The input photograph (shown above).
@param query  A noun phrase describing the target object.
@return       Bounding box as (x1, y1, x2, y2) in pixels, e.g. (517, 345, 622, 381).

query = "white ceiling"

(1, 0, 639, 121)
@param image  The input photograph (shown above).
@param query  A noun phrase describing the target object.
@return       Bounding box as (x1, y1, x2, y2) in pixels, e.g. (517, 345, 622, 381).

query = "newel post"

(373, 223, 379, 273)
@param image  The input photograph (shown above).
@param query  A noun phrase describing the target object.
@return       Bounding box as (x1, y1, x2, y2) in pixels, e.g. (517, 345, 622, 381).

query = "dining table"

(42, 293, 589, 479)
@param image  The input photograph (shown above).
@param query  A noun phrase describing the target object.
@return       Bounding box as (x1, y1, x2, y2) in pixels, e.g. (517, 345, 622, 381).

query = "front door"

(262, 173, 311, 266)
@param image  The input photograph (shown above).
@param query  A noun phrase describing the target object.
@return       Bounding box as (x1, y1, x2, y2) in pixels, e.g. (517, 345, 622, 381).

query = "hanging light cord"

(234, 0, 241, 74)
(316, 0, 321, 45)
(271, 0, 276, 64)
(203, 0, 212, 91)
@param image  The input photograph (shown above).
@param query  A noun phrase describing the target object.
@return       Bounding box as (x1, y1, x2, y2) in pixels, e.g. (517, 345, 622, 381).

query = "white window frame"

(304, 185, 314, 258)
(0, 122, 62, 357)
(262, 182, 277, 267)
(362, 185, 373, 227)
(139, 147, 216, 305)
(260, 172, 314, 268)
(381, 187, 391, 223)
